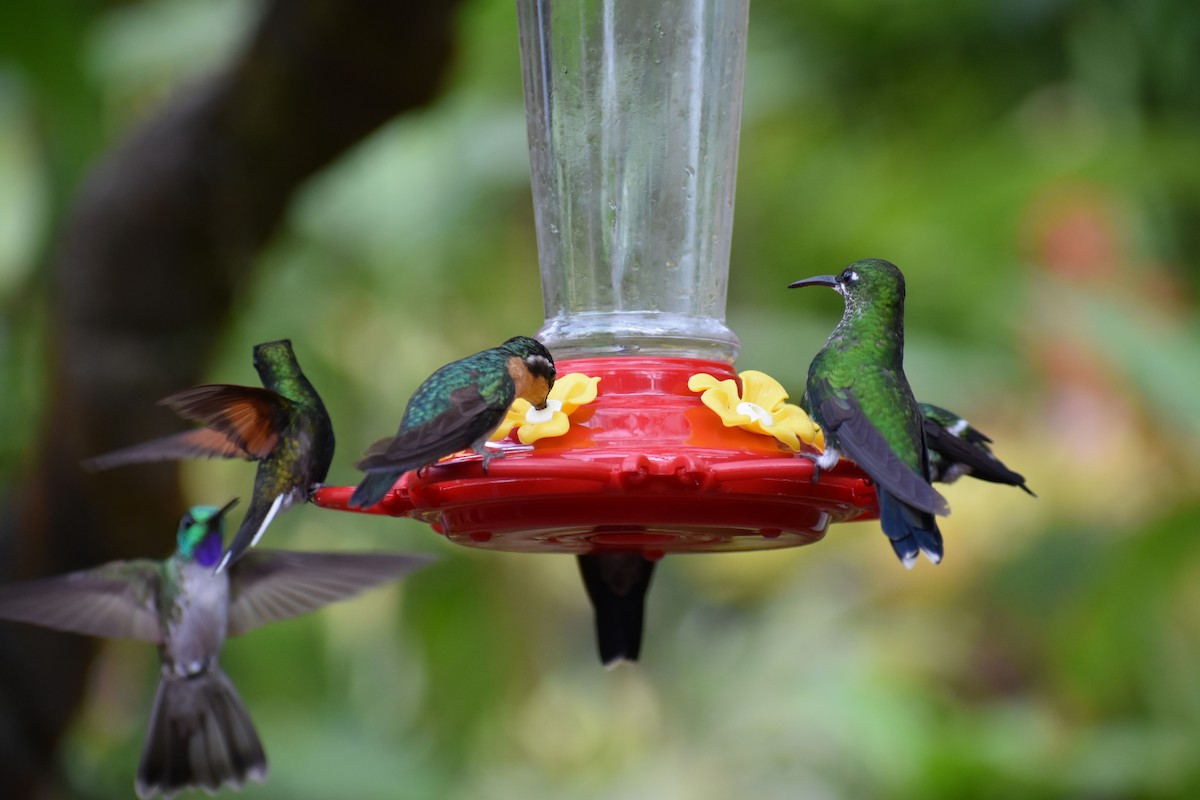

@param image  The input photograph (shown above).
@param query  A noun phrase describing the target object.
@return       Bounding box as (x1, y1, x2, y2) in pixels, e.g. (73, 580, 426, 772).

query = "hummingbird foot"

(798, 444, 840, 483)
(797, 452, 822, 483)
(479, 446, 506, 474)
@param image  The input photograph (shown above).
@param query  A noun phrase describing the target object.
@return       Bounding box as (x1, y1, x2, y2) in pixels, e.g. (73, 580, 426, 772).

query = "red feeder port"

(314, 356, 879, 555)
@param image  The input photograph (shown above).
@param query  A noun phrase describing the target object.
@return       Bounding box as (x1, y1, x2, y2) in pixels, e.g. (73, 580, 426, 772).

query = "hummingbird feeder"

(315, 0, 878, 558)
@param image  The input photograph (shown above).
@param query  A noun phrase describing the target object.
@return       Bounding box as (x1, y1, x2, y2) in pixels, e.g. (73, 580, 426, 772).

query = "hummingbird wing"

(162, 384, 293, 459)
(355, 386, 506, 474)
(82, 428, 255, 471)
(811, 379, 949, 516)
(83, 386, 294, 470)
(0, 560, 162, 642)
(922, 415, 1034, 494)
(225, 551, 435, 636)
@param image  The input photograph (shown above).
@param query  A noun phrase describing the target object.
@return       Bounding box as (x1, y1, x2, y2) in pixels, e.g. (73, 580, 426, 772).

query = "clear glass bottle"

(518, 0, 748, 362)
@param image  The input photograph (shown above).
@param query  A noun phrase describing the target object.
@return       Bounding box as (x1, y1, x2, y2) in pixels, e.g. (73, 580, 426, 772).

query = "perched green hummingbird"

(84, 339, 335, 572)
(350, 335, 556, 508)
(0, 500, 433, 799)
(789, 259, 950, 568)
(920, 402, 1035, 495)
(577, 553, 657, 667)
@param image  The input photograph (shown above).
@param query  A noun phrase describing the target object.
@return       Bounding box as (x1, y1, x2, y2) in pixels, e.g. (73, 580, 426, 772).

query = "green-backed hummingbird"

(350, 335, 556, 508)
(577, 553, 656, 667)
(920, 403, 1035, 495)
(789, 259, 950, 568)
(0, 500, 433, 799)
(84, 339, 335, 572)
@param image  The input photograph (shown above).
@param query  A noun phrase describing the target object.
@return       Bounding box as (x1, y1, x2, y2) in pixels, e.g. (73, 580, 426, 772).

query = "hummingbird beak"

(214, 497, 240, 523)
(787, 275, 839, 289)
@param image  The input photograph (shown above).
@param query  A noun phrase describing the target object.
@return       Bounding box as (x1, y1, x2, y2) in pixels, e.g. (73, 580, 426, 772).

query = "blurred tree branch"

(0, 1, 463, 795)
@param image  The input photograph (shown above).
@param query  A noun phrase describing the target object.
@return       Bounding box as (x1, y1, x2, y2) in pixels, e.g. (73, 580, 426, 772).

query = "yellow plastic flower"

(490, 373, 601, 445)
(688, 369, 824, 452)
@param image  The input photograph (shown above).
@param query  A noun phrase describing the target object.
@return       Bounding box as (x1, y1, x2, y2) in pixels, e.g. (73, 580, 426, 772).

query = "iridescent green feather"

(399, 349, 513, 430)
(806, 259, 925, 473)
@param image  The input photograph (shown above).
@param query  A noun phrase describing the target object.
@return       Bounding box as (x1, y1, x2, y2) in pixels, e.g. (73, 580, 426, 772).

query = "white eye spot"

(848, 271, 858, 282)
(737, 401, 775, 427)
(525, 399, 563, 423)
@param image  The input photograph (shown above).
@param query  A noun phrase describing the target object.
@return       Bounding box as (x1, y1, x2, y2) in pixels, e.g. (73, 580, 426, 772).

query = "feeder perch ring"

(315, 357, 879, 555)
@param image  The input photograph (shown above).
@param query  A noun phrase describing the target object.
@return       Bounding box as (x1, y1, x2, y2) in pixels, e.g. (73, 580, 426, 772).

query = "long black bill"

(787, 275, 839, 289)
(213, 498, 240, 525)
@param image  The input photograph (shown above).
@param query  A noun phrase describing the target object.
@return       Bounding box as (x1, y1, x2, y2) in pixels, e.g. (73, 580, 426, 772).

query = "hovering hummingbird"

(84, 339, 335, 572)
(577, 553, 657, 667)
(789, 259, 950, 568)
(350, 335, 556, 508)
(920, 402, 1035, 495)
(0, 500, 433, 799)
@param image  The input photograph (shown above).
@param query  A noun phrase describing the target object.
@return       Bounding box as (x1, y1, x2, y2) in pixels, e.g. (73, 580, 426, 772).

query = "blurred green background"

(3, 0, 1200, 797)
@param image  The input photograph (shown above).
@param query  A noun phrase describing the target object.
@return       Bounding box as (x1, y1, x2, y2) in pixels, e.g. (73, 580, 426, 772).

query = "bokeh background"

(2, 0, 1200, 797)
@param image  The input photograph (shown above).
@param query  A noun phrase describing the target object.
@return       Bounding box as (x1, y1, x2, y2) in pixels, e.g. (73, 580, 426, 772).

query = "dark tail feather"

(137, 668, 266, 799)
(877, 489, 943, 569)
(577, 554, 657, 667)
(216, 491, 284, 574)
(348, 471, 401, 509)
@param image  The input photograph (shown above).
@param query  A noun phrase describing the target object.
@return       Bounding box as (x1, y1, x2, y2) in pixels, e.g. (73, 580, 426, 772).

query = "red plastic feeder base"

(314, 357, 878, 555)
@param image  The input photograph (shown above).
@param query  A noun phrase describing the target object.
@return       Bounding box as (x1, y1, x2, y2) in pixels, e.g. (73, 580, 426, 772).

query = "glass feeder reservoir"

(315, 0, 878, 560)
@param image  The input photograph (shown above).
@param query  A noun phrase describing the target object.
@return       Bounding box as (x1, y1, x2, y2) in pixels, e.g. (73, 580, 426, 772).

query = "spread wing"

(812, 379, 949, 516)
(162, 384, 293, 459)
(356, 385, 505, 474)
(0, 561, 162, 642)
(83, 428, 254, 470)
(226, 551, 435, 636)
